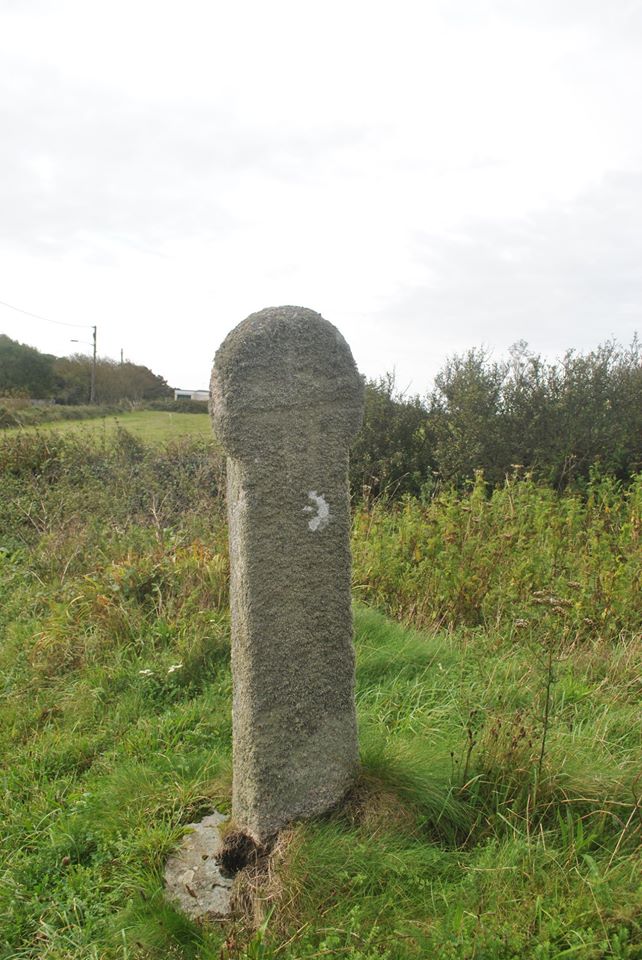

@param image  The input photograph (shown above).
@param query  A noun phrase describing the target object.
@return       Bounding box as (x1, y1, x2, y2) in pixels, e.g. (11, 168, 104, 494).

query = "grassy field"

(1, 430, 640, 959)
(2, 409, 212, 442)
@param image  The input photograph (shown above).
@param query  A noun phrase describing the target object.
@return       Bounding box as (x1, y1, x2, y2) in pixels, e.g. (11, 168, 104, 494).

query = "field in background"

(2, 409, 212, 442)
(1, 429, 640, 960)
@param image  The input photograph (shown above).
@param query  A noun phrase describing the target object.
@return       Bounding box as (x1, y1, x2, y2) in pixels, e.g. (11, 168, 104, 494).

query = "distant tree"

(541, 338, 642, 486)
(429, 347, 506, 485)
(52, 354, 93, 404)
(52, 355, 172, 404)
(349, 374, 434, 499)
(497, 340, 552, 473)
(427, 337, 642, 488)
(0, 334, 56, 397)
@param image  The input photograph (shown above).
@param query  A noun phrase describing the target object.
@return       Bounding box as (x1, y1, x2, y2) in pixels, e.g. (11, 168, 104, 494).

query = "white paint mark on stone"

(303, 490, 330, 531)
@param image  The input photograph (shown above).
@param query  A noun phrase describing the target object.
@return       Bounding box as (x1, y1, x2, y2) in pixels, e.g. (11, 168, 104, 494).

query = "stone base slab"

(164, 811, 233, 920)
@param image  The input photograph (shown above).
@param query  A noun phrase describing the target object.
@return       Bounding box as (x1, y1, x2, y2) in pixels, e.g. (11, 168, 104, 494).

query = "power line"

(1, 299, 99, 405)
(0, 297, 89, 329)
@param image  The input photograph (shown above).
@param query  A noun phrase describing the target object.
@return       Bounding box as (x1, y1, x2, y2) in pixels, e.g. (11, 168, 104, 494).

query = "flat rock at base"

(164, 811, 233, 920)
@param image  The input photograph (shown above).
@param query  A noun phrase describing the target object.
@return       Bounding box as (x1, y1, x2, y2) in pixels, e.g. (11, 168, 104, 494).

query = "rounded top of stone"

(210, 306, 364, 455)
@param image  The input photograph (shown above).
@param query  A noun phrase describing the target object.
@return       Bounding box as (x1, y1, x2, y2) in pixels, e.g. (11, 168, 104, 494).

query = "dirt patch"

(216, 831, 266, 877)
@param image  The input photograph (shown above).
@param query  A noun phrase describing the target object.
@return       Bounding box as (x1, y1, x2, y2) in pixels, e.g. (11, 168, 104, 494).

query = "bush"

(352, 338, 642, 497)
(349, 375, 435, 499)
(146, 399, 210, 414)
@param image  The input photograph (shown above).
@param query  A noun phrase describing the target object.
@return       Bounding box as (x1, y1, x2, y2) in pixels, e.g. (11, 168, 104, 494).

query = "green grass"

(2, 409, 212, 442)
(1, 431, 640, 959)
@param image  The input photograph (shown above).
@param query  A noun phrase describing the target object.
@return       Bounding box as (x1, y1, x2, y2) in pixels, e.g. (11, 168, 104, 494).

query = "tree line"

(2, 331, 640, 490)
(0, 334, 172, 404)
(350, 337, 641, 493)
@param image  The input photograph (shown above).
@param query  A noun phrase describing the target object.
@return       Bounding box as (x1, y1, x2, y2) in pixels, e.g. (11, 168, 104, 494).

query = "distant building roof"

(174, 388, 210, 401)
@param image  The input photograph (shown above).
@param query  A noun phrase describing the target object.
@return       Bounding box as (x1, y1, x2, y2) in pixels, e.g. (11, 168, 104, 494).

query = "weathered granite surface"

(211, 306, 364, 840)
(164, 812, 232, 920)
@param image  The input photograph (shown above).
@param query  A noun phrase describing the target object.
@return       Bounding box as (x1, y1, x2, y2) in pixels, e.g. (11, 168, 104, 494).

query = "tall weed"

(353, 470, 642, 642)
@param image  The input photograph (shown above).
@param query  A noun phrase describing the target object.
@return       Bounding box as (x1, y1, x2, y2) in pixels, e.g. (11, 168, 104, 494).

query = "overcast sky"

(1, 0, 641, 392)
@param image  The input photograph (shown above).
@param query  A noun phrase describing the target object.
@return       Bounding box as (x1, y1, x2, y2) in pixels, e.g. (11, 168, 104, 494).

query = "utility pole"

(71, 324, 97, 403)
(90, 325, 97, 404)
(120, 347, 124, 365)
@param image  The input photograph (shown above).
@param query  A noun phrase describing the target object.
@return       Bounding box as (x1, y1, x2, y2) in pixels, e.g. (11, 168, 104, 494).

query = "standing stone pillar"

(210, 306, 364, 841)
